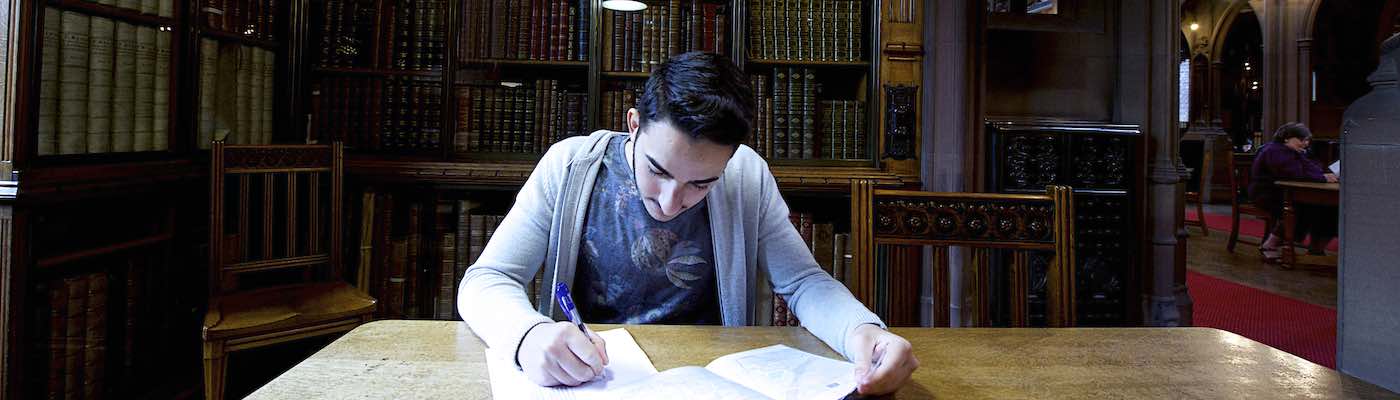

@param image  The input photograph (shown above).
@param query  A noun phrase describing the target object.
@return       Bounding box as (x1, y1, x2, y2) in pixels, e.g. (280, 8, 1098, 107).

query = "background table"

(247, 320, 1397, 399)
(1276, 181, 1341, 268)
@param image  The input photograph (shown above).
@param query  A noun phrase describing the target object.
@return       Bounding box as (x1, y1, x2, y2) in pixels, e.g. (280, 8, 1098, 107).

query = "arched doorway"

(1309, 0, 1399, 138)
(1216, 4, 1263, 148)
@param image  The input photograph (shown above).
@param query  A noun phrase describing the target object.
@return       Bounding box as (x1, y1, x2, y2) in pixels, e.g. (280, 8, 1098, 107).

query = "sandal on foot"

(1258, 247, 1283, 264)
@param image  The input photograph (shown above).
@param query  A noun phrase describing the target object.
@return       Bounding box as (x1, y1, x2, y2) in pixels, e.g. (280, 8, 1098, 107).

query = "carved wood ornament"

(882, 85, 918, 160)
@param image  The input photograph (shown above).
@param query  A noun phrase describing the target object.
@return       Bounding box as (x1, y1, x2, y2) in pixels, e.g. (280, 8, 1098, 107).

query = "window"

(1179, 59, 1190, 124)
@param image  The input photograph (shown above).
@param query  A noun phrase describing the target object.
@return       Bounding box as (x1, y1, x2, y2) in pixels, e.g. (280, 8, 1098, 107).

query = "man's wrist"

(515, 321, 551, 369)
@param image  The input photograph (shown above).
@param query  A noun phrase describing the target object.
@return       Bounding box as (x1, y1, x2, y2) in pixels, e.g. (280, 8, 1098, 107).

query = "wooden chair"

(203, 141, 376, 400)
(1226, 151, 1275, 252)
(852, 183, 1076, 327)
(1183, 165, 1208, 235)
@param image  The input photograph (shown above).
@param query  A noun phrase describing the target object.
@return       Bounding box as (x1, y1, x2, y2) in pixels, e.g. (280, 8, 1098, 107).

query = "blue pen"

(553, 282, 591, 335)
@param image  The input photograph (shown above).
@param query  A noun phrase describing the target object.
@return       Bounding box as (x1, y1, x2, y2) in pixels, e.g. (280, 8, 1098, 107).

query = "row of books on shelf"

(318, 0, 446, 70)
(602, 0, 728, 73)
(202, 0, 278, 41)
(748, 0, 864, 62)
(774, 214, 919, 326)
(77, 0, 173, 18)
(38, 265, 145, 400)
(312, 76, 443, 152)
(38, 9, 171, 156)
(599, 81, 642, 132)
(198, 39, 275, 147)
(771, 211, 853, 326)
(359, 193, 526, 320)
(454, 80, 590, 154)
(750, 68, 866, 160)
(460, 0, 589, 63)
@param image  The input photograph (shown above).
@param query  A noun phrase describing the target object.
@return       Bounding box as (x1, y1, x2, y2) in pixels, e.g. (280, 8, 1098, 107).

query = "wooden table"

(1276, 181, 1341, 269)
(246, 320, 1396, 399)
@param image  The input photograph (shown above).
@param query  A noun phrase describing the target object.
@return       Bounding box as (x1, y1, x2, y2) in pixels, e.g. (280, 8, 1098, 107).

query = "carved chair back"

(856, 185, 1076, 327)
(208, 141, 344, 303)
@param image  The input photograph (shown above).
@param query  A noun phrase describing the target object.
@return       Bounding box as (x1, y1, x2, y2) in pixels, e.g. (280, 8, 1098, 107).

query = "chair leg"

(204, 340, 228, 400)
(1196, 197, 1208, 236)
(1228, 210, 1241, 252)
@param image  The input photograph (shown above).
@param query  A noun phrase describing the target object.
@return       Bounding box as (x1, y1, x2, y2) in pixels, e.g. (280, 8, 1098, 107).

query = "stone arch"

(1209, 0, 1254, 62)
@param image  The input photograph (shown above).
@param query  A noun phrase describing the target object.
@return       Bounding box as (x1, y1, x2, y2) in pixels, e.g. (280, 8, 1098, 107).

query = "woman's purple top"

(1249, 142, 1327, 214)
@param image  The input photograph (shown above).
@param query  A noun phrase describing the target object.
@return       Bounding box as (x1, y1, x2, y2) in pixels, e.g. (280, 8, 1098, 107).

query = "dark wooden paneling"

(987, 120, 1140, 326)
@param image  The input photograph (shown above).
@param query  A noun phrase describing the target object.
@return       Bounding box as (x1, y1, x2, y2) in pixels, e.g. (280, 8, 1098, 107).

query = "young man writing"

(457, 52, 917, 395)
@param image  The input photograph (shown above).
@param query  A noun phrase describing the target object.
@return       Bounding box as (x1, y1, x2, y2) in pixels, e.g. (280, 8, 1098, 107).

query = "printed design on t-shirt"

(631, 228, 708, 289)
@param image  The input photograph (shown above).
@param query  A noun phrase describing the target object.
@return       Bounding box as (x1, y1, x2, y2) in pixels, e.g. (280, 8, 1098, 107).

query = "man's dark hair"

(1272, 122, 1312, 143)
(636, 52, 755, 146)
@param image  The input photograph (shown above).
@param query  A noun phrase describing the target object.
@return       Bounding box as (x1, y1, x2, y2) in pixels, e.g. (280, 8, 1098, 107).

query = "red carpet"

(1185, 209, 1337, 252)
(1188, 270, 1336, 368)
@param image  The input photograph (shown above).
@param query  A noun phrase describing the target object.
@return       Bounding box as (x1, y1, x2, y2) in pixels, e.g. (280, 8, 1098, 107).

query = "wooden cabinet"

(986, 119, 1142, 326)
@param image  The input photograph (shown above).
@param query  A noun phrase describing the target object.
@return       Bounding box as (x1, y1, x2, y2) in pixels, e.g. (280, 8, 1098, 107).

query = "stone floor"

(1184, 204, 1337, 308)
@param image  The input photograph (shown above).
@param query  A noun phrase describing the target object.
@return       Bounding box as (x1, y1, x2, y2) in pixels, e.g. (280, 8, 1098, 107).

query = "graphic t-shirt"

(574, 135, 720, 324)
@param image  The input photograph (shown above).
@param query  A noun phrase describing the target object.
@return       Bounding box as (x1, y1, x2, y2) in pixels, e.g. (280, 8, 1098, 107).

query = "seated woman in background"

(1249, 122, 1339, 262)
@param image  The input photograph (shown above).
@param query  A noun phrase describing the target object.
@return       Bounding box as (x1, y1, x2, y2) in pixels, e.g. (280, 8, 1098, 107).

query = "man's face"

(625, 108, 735, 222)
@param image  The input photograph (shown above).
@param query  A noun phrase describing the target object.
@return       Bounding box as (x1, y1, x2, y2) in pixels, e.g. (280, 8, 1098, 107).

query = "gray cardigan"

(457, 130, 884, 363)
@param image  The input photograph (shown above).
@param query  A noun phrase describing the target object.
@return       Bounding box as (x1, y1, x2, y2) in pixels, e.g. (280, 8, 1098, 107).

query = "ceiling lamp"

(602, 0, 647, 11)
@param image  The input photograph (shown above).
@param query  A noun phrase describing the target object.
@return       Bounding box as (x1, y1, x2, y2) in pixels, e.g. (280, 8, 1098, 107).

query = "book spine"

(317, 0, 335, 64)
(611, 10, 623, 70)
(787, 68, 802, 159)
(46, 280, 67, 400)
(801, 68, 815, 159)
(152, 30, 170, 150)
(39, 8, 61, 156)
(132, 26, 154, 151)
(578, 0, 589, 61)
(528, 0, 541, 60)
(771, 69, 786, 159)
(468, 214, 485, 267)
(846, 0, 857, 61)
(58, 12, 90, 155)
(407, 200, 423, 318)
(63, 276, 87, 399)
(435, 202, 455, 320)
(197, 39, 216, 149)
(639, 7, 650, 71)
(452, 201, 473, 320)
(627, 12, 639, 72)
(236, 46, 253, 144)
(86, 17, 114, 154)
(261, 49, 274, 144)
(387, 238, 408, 318)
(806, 0, 816, 60)
(81, 274, 107, 399)
(111, 23, 137, 152)
(248, 49, 265, 145)
(853, 100, 864, 159)
(793, 0, 804, 60)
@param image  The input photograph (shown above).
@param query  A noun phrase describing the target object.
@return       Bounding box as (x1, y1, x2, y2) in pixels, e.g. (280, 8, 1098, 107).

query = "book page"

(703, 345, 857, 400)
(485, 328, 658, 400)
(1329, 160, 1340, 176)
(607, 366, 772, 400)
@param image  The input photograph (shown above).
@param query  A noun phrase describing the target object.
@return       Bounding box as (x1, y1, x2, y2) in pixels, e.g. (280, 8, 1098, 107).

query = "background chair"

(1184, 160, 1209, 236)
(202, 141, 376, 400)
(1227, 151, 1275, 252)
(853, 184, 1077, 327)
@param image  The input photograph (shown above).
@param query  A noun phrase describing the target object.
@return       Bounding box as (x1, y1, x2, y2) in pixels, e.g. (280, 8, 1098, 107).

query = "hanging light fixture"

(602, 0, 647, 11)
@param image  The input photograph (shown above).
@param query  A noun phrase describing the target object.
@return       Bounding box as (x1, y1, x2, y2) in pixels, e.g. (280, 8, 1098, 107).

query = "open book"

(486, 329, 858, 400)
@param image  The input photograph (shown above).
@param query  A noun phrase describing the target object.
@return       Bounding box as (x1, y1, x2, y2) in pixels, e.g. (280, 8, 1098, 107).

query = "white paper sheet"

(704, 345, 858, 400)
(485, 328, 658, 400)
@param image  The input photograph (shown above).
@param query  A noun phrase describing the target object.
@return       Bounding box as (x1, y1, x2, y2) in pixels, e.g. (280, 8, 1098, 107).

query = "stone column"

(1120, 0, 1188, 327)
(1338, 34, 1400, 393)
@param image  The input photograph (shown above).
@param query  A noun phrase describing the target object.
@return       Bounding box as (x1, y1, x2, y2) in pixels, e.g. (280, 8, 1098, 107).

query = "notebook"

(486, 329, 857, 400)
